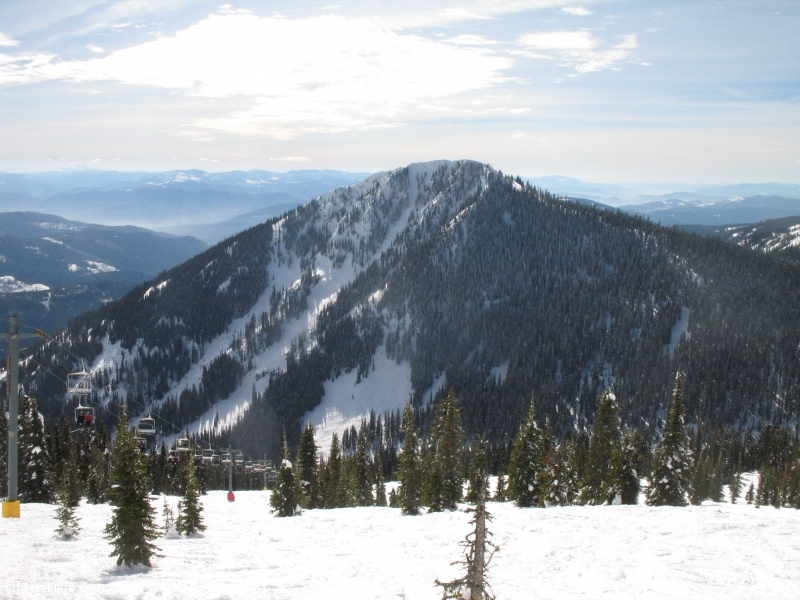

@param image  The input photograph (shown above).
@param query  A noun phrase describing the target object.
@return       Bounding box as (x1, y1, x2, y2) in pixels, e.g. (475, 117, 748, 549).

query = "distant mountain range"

(525, 177, 800, 228)
(0, 169, 369, 243)
(527, 175, 800, 207)
(0, 211, 207, 336)
(684, 216, 800, 262)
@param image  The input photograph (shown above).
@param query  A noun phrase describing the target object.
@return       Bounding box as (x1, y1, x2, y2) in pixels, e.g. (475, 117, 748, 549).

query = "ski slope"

(2, 490, 799, 599)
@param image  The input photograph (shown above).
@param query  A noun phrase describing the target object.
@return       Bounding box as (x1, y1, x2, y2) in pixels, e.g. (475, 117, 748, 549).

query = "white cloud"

(518, 30, 596, 50)
(0, 14, 509, 138)
(446, 34, 498, 46)
(0, 33, 20, 47)
(518, 30, 638, 74)
(87, 44, 104, 53)
(561, 7, 594, 16)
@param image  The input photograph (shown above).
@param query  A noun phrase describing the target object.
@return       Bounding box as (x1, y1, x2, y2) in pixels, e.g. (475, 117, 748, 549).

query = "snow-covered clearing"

(2, 490, 799, 600)
(0, 275, 49, 293)
(305, 346, 413, 452)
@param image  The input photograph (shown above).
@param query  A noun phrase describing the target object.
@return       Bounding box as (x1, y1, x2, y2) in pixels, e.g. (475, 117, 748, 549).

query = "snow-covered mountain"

(686, 216, 800, 262)
(18, 161, 800, 458)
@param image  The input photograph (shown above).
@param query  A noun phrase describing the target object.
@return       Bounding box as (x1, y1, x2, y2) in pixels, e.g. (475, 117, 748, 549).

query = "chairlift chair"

(135, 437, 147, 452)
(221, 452, 232, 466)
(202, 447, 216, 463)
(254, 460, 266, 473)
(175, 437, 191, 453)
(75, 402, 95, 427)
(244, 460, 254, 473)
(67, 360, 92, 396)
(137, 413, 156, 436)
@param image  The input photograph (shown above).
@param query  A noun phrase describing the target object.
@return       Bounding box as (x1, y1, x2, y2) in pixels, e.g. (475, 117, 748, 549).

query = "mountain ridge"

(11, 161, 800, 460)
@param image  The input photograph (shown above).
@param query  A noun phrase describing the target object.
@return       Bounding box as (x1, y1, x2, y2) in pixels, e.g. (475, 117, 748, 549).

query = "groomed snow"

(2, 490, 798, 599)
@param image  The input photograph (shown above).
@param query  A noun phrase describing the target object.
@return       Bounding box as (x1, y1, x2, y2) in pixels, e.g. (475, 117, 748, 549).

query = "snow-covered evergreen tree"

(374, 451, 387, 507)
(104, 405, 160, 566)
(508, 394, 544, 507)
(296, 422, 320, 509)
(86, 443, 110, 504)
(540, 436, 580, 507)
(176, 453, 206, 536)
(580, 389, 622, 505)
(493, 472, 507, 503)
(18, 394, 53, 503)
(466, 436, 489, 504)
(54, 441, 81, 539)
(616, 430, 641, 505)
(397, 403, 422, 515)
(729, 471, 742, 504)
(646, 373, 692, 507)
(270, 435, 298, 517)
(426, 389, 464, 512)
(323, 433, 345, 509)
(352, 423, 373, 506)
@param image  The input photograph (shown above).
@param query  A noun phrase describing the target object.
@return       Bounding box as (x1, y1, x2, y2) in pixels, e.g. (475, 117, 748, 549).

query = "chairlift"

(220, 452, 232, 466)
(254, 460, 266, 473)
(202, 447, 217, 463)
(67, 360, 92, 396)
(175, 437, 191, 453)
(234, 451, 244, 467)
(135, 437, 147, 452)
(137, 413, 156, 436)
(75, 402, 95, 427)
(244, 460, 254, 473)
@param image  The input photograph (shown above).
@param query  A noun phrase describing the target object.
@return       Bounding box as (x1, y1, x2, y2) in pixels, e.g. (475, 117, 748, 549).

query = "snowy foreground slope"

(2, 491, 799, 600)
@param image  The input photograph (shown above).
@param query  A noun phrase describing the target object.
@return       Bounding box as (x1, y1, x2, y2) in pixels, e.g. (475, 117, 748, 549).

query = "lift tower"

(2, 315, 42, 518)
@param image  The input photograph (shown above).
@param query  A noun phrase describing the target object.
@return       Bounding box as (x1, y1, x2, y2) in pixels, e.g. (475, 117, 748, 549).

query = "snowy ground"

(2, 488, 799, 600)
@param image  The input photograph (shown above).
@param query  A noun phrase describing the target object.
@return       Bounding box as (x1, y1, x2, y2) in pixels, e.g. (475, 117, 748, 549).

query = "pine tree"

(426, 389, 464, 512)
(540, 437, 579, 507)
(104, 406, 160, 566)
(162, 498, 178, 538)
(688, 448, 710, 505)
(270, 435, 298, 517)
(18, 395, 53, 503)
(508, 394, 544, 507)
(296, 422, 320, 509)
(616, 430, 641, 505)
(646, 373, 692, 507)
(493, 472, 507, 502)
(581, 389, 622, 505)
(352, 423, 373, 506)
(729, 471, 742, 504)
(708, 451, 725, 502)
(397, 403, 422, 515)
(323, 433, 345, 509)
(374, 451, 387, 507)
(54, 442, 81, 539)
(176, 454, 206, 536)
(86, 443, 110, 504)
(745, 482, 755, 504)
(466, 436, 489, 504)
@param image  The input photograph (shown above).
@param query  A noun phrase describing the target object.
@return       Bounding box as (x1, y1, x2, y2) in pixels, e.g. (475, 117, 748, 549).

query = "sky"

(0, 0, 798, 183)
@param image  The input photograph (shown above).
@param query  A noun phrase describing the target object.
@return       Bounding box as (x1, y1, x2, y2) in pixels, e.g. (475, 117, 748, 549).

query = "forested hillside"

(7, 161, 800, 461)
